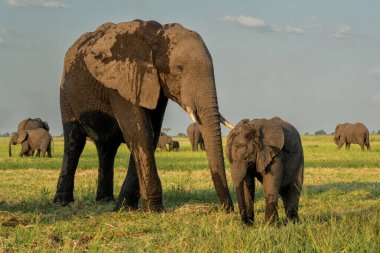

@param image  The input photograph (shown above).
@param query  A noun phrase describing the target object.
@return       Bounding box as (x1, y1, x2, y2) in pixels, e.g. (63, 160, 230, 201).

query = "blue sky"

(1, 0, 380, 135)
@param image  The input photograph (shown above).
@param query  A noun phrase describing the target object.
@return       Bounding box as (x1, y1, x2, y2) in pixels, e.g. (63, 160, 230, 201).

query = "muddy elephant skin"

(54, 20, 234, 212)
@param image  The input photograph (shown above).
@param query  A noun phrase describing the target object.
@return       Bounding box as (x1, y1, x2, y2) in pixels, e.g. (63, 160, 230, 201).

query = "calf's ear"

(17, 130, 28, 144)
(256, 124, 284, 173)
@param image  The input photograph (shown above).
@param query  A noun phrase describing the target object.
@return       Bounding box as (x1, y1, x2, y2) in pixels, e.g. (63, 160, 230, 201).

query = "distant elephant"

(170, 140, 180, 151)
(9, 128, 52, 158)
(187, 123, 205, 151)
(157, 135, 173, 151)
(226, 117, 304, 224)
(54, 20, 235, 212)
(334, 123, 370, 151)
(17, 118, 50, 132)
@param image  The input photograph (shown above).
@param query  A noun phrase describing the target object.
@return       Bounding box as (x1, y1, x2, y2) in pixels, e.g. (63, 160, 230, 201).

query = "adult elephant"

(187, 123, 205, 151)
(334, 123, 370, 151)
(17, 118, 50, 132)
(54, 20, 235, 212)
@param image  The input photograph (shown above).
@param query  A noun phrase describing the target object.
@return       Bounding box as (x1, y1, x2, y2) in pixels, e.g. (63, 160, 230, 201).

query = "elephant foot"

(53, 193, 74, 206)
(140, 199, 165, 213)
(113, 197, 139, 212)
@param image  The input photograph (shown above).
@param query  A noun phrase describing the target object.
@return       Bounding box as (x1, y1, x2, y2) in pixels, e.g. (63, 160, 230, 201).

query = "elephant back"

(18, 118, 49, 132)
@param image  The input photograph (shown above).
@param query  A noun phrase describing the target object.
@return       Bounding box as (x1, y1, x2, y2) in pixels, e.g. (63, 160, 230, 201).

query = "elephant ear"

(84, 22, 161, 109)
(256, 123, 284, 173)
(17, 130, 28, 144)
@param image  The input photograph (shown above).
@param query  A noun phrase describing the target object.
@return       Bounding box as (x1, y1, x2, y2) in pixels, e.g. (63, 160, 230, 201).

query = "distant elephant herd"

(4, 20, 373, 225)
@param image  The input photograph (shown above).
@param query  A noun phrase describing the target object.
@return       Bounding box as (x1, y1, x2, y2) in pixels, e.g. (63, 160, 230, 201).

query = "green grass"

(0, 136, 380, 252)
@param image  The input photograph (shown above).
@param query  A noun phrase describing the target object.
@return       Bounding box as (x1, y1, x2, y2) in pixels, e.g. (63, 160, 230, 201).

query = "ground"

(0, 135, 379, 252)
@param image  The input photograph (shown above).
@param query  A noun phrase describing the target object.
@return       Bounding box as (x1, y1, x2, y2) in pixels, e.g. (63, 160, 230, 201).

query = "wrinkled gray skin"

(9, 118, 50, 157)
(157, 135, 173, 151)
(9, 128, 52, 158)
(334, 123, 370, 151)
(187, 123, 205, 151)
(170, 140, 180, 151)
(226, 117, 304, 224)
(54, 20, 233, 212)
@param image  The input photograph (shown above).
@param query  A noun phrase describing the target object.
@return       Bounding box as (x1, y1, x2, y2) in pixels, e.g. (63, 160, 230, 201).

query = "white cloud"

(222, 15, 305, 35)
(7, 0, 69, 8)
(273, 25, 305, 35)
(223, 15, 268, 28)
(331, 24, 351, 39)
(0, 26, 30, 48)
(368, 68, 380, 78)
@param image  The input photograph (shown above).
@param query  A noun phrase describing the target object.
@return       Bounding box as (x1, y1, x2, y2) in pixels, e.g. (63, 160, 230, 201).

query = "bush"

(315, 130, 327, 135)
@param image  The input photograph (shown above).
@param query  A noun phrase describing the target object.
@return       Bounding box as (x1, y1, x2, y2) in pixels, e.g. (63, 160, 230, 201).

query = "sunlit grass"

(0, 136, 379, 252)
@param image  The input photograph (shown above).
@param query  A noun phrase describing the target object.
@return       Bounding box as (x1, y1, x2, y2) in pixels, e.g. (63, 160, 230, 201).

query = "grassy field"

(0, 135, 379, 252)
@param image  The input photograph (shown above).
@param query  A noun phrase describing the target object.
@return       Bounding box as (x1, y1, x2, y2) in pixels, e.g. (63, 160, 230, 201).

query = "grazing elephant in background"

(170, 140, 180, 151)
(9, 128, 52, 157)
(54, 20, 235, 212)
(187, 123, 205, 151)
(334, 123, 370, 151)
(226, 117, 304, 224)
(18, 118, 50, 132)
(157, 135, 173, 151)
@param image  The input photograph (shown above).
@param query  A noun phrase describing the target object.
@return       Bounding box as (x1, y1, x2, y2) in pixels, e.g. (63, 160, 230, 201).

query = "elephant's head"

(226, 119, 285, 223)
(82, 20, 235, 210)
(334, 124, 343, 145)
(8, 130, 28, 157)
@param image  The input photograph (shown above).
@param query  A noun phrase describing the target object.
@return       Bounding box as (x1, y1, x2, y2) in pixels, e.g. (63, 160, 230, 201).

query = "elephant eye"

(176, 65, 184, 72)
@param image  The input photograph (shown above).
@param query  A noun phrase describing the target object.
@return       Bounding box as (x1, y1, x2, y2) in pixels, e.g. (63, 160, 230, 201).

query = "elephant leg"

(262, 156, 282, 224)
(95, 141, 120, 201)
(345, 142, 350, 150)
(112, 90, 167, 212)
(41, 150, 46, 157)
(114, 155, 140, 211)
(47, 143, 52, 158)
(280, 183, 301, 222)
(53, 121, 86, 205)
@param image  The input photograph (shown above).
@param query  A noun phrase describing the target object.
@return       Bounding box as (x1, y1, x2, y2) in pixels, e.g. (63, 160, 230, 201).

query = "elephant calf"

(9, 128, 52, 158)
(170, 140, 180, 151)
(226, 117, 304, 224)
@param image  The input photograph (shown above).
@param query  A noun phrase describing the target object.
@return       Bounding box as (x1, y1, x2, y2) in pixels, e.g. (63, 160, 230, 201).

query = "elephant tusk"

(185, 106, 198, 123)
(219, 113, 235, 129)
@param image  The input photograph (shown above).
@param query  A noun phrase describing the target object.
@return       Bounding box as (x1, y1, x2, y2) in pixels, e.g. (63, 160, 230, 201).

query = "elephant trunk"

(197, 87, 233, 212)
(236, 183, 247, 222)
(236, 180, 254, 224)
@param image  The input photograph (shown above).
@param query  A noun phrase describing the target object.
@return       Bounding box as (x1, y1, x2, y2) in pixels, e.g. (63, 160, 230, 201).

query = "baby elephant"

(14, 128, 52, 158)
(226, 117, 304, 224)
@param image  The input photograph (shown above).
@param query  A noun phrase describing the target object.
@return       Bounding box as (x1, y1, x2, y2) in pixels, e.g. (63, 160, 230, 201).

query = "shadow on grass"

(303, 181, 380, 198)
